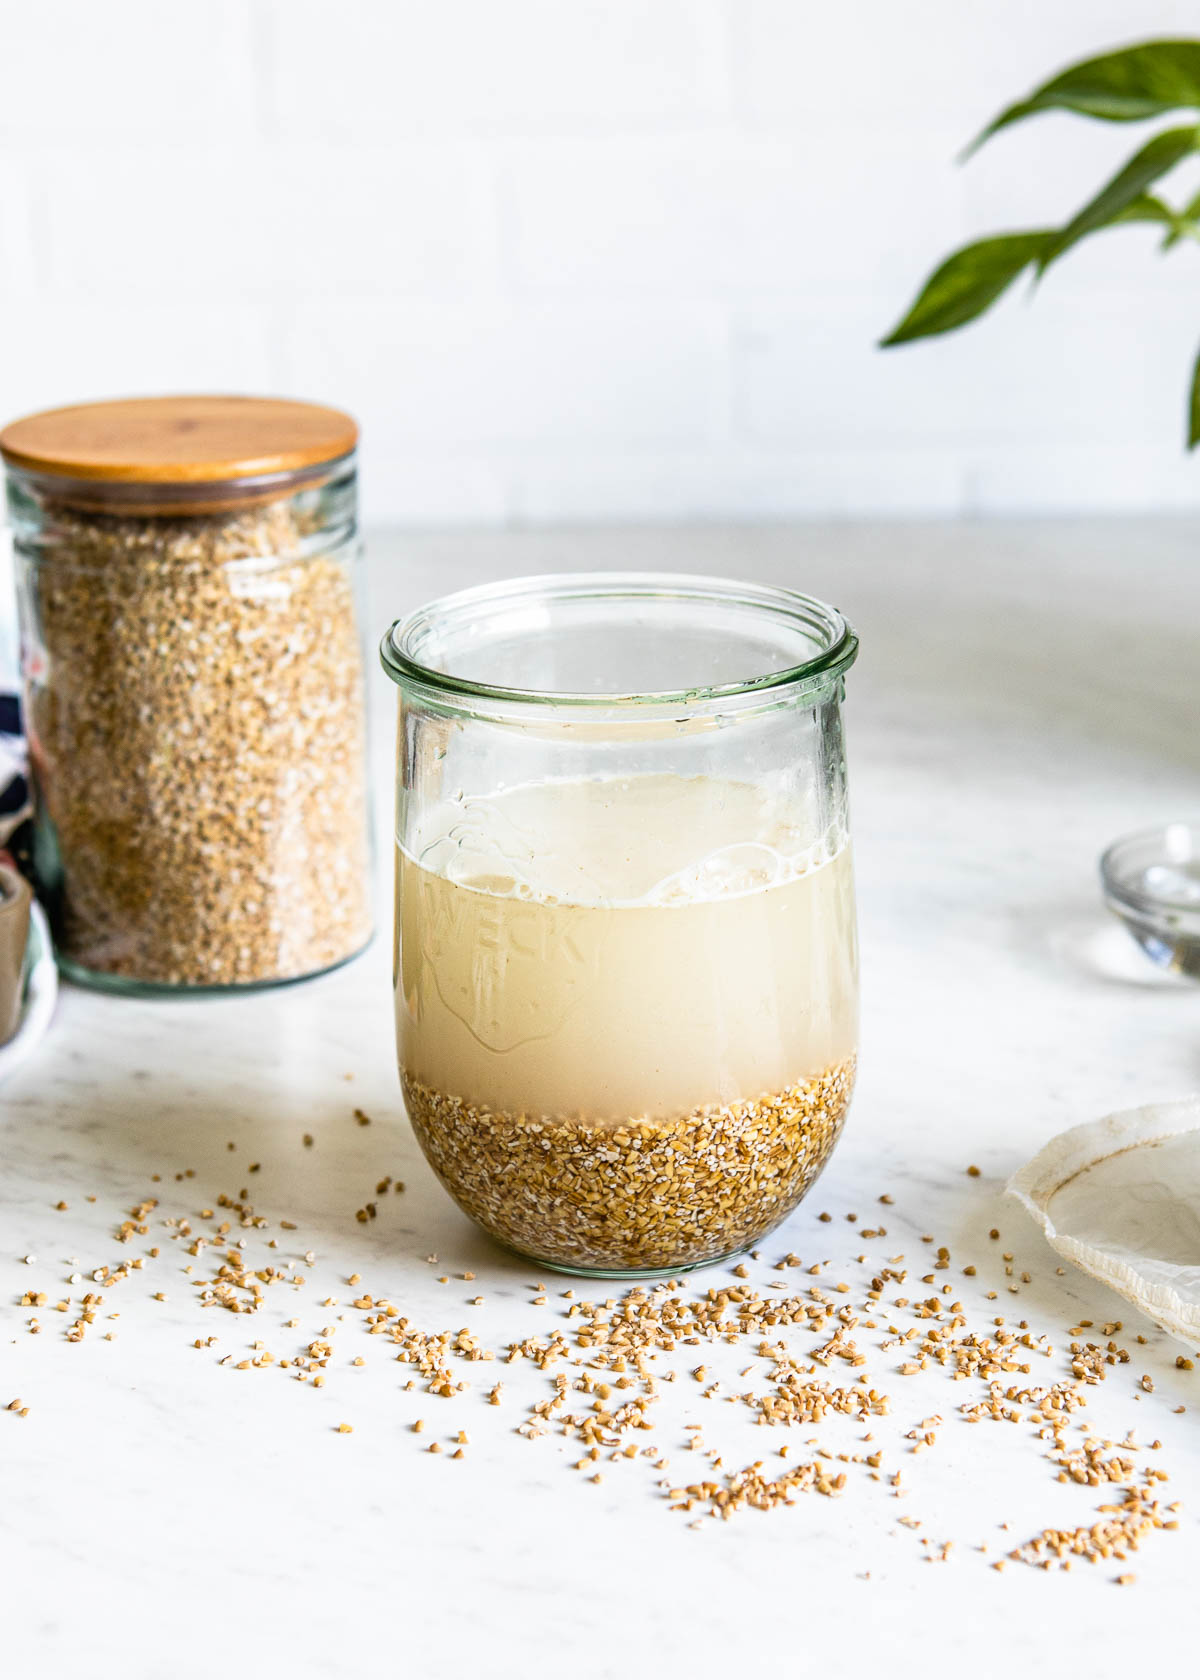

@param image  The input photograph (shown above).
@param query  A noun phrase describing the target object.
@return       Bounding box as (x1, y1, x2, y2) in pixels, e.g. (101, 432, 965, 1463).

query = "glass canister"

(0, 395, 372, 992)
(382, 573, 860, 1277)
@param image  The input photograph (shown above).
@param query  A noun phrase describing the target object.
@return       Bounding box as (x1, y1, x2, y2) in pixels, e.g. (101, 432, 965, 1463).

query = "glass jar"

(381, 572, 860, 1277)
(1, 396, 372, 992)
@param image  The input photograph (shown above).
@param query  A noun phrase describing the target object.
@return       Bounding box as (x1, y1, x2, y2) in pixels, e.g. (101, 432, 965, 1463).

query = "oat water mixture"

(397, 774, 858, 1271)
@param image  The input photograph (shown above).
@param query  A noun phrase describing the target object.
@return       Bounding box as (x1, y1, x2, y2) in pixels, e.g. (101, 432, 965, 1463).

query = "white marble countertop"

(5, 520, 1200, 1677)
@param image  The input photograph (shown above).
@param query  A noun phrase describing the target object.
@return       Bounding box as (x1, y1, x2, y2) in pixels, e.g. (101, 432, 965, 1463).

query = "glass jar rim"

(380, 571, 858, 711)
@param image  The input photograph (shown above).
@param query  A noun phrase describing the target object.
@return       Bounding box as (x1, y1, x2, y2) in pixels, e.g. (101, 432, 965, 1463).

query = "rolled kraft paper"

(1007, 1100, 1200, 1348)
(0, 862, 31, 1045)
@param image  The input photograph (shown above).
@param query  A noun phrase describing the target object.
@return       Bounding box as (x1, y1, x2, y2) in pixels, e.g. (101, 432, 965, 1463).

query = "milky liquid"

(396, 774, 858, 1123)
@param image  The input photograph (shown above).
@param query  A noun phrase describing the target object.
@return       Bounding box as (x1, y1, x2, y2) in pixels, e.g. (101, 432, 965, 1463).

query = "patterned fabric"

(0, 693, 32, 877)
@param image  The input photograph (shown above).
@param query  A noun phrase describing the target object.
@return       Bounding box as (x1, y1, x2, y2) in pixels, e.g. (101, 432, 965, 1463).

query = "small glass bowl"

(1100, 822, 1200, 978)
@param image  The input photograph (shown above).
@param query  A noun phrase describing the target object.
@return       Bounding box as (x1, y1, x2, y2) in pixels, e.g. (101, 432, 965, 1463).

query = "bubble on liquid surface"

(410, 776, 845, 907)
(648, 843, 792, 906)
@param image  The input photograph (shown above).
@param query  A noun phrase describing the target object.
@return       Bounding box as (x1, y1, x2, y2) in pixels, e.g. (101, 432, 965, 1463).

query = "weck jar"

(1, 395, 372, 992)
(382, 572, 860, 1277)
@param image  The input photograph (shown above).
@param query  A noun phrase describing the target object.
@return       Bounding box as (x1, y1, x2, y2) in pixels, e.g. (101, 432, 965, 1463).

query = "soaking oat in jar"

(382, 573, 860, 1277)
(0, 396, 372, 992)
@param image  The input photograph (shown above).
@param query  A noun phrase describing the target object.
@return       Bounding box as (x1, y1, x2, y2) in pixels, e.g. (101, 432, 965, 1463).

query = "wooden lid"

(0, 395, 358, 485)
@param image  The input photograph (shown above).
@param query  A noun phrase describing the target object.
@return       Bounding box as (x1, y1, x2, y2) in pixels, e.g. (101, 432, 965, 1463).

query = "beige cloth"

(1008, 1100, 1200, 1349)
(0, 860, 30, 1045)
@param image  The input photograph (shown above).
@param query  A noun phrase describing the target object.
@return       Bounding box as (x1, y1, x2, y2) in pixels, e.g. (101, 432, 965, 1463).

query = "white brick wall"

(1, 0, 1198, 522)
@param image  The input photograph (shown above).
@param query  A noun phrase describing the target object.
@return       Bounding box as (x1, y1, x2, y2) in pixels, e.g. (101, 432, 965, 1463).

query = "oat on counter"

(0, 396, 372, 991)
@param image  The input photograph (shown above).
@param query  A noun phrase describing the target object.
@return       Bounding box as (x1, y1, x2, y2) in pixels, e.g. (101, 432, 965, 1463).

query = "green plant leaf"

(1162, 184, 1200, 246)
(1189, 341, 1200, 449)
(1114, 192, 1200, 244)
(880, 191, 1198, 348)
(1037, 124, 1200, 272)
(1087, 192, 1197, 235)
(968, 39, 1200, 153)
(879, 232, 1049, 345)
(1111, 191, 1176, 224)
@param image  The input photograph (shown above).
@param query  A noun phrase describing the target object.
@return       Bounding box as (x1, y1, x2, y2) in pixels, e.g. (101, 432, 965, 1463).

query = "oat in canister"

(0, 396, 372, 990)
